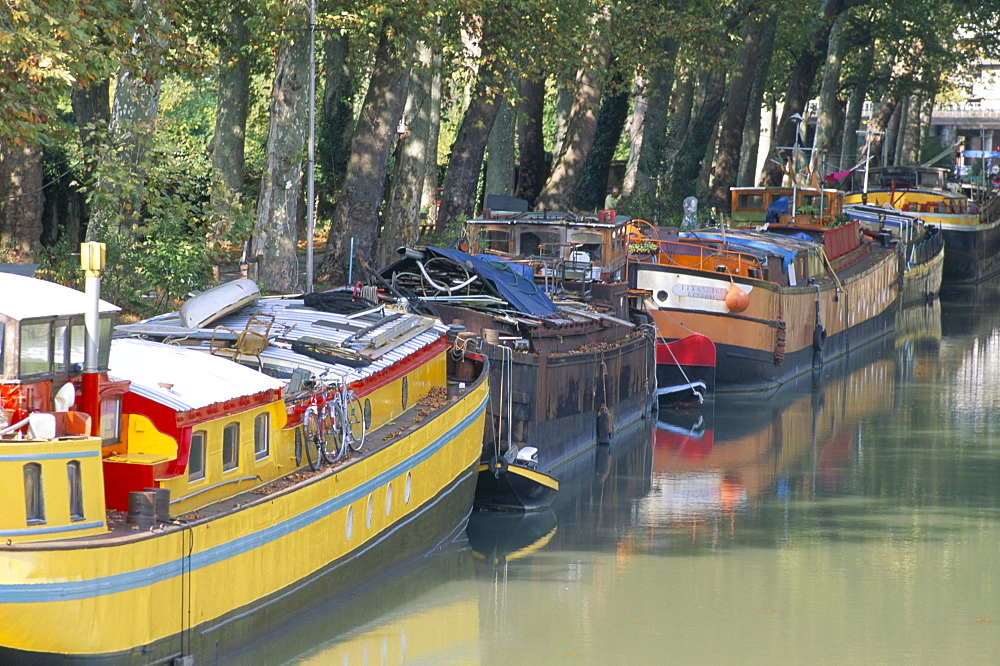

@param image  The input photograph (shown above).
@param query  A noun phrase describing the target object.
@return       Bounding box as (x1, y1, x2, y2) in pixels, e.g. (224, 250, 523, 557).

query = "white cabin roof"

(0, 274, 120, 321)
(109, 338, 284, 413)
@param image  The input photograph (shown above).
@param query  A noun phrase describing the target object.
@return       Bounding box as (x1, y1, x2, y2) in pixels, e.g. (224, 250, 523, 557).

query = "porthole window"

(364, 399, 372, 430)
(385, 483, 393, 516)
(366, 495, 373, 529)
(656, 290, 669, 303)
(404, 472, 412, 504)
(24, 463, 45, 525)
(346, 506, 354, 541)
(401, 376, 409, 410)
(67, 461, 84, 521)
(223, 423, 240, 471)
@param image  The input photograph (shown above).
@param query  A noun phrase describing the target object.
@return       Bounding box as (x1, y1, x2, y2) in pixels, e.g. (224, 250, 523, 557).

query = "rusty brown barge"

(381, 237, 656, 511)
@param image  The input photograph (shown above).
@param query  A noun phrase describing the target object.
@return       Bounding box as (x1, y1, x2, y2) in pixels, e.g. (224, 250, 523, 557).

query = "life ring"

(813, 324, 827, 351)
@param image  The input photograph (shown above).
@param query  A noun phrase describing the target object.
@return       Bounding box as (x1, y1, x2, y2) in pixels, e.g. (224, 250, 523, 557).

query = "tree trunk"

(885, 100, 903, 166)
(318, 31, 355, 222)
(710, 14, 766, 211)
(485, 97, 516, 198)
(380, 41, 433, 267)
(899, 94, 923, 164)
(0, 140, 44, 262)
(514, 76, 547, 205)
(536, 10, 612, 211)
(421, 50, 443, 219)
(577, 76, 630, 211)
(737, 11, 777, 187)
(759, 0, 849, 187)
(660, 67, 694, 182)
(71, 79, 110, 244)
(318, 25, 410, 285)
(87, 0, 167, 240)
(810, 11, 848, 180)
(436, 38, 504, 231)
(210, 5, 251, 236)
(625, 37, 678, 200)
(252, 2, 311, 293)
(550, 84, 574, 162)
(839, 39, 874, 169)
(864, 55, 896, 167)
(666, 67, 727, 216)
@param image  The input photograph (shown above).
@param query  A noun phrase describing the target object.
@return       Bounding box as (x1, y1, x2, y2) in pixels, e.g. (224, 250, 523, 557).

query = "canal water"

(231, 280, 1000, 665)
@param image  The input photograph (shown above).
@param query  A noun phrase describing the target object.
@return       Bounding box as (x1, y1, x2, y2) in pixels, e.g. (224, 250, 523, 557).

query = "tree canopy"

(2, 0, 999, 311)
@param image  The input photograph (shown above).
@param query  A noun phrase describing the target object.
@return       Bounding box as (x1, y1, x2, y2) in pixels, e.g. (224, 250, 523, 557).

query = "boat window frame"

(24, 462, 45, 525)
(99, 395, 121, 446)
(18, 319, 53, 380)
(67, 460, 84, 521)
(481, 229, 512, 254)
(222, 422, 240, 472)
(189, 430, 206, 481)
(254, 412, 269, 460)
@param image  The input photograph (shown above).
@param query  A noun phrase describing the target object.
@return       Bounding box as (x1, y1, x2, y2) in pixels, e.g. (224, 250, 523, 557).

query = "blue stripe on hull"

(0, 393, 487, 604)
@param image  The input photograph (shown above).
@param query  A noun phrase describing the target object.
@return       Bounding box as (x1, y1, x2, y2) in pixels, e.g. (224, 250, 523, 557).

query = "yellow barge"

(0, 262, 488, 663)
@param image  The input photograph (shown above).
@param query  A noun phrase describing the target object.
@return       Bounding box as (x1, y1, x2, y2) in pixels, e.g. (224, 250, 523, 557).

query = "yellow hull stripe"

(0, 382, 488, 656)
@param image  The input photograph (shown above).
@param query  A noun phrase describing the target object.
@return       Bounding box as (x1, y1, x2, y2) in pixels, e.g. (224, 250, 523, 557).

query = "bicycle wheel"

(301, 408, 321, 471)
(318, 403, 342, 464)
(344, 394, 367, 452)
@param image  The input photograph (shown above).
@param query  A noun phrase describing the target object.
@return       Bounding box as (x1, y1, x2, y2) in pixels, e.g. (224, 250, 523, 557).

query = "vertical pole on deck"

(305, 0, 317, 293)
(81, 242, 106, 436)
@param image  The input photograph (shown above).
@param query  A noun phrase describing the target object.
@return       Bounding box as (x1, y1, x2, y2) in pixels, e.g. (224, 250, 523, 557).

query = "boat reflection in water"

(468, 415, 655, 560)
(230, 545, 480, 664)
(643, 333, 899, 542)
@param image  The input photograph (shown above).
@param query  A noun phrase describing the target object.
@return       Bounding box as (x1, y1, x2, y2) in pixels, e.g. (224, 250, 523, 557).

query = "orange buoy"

(726, 282, 749, 312)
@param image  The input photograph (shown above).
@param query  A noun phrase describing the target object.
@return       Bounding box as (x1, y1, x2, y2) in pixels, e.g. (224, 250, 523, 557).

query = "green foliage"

(67, 115, 252, 316)
(628, 240, 659, 255)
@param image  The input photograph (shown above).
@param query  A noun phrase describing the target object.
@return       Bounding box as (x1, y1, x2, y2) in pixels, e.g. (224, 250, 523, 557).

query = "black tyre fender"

(813, 324, 827, 352)
(490, 456, 509, 477)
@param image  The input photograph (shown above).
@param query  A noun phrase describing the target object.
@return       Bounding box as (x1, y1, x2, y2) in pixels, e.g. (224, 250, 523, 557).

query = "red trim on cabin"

(174, 388, 283, 427)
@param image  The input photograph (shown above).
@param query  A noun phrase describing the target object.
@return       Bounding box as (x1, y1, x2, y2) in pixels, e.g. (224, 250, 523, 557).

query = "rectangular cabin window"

(482, 229, 511, 253)
(70, 323, 85, 369)
(254, 413, 270, 460)
(223, 423, 240, 471)
(98, 316, 113, 368)
(189, 431, 206, 481)
(24, 463, 45, 525)
(19, 321, 52, 378)
(738, 194, 765, 210)
(53, 322, 70, 373)
(100, 396, 121, 445)
(67, 460, 84, 521)
(522, 230, 563, 259)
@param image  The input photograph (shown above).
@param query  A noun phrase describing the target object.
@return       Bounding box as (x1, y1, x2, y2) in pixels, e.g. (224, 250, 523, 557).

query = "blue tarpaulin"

(764, 197, 788, 225)
(423, 246, 557, 316)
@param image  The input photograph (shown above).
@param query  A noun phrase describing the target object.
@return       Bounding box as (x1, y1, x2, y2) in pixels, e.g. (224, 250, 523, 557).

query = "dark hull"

(714, 300, 897, 394)
(474, 463, 559, 512)
(0, 467, 478, 666)
(481, 332, 656, 473)
(941, 223, 1000, 284)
